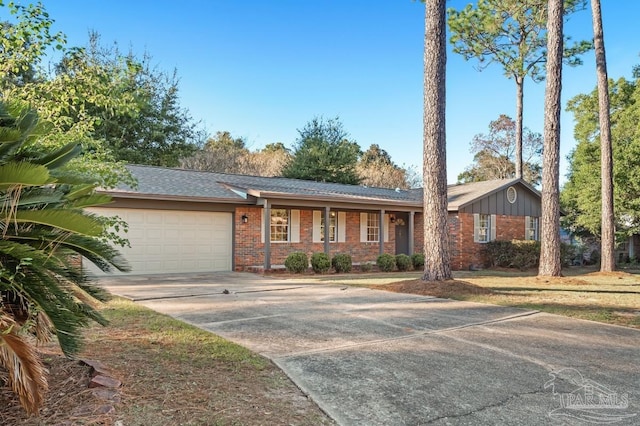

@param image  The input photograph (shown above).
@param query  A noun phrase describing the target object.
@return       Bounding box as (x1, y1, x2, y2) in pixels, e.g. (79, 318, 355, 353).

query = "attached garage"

(87, 207, 233, 275)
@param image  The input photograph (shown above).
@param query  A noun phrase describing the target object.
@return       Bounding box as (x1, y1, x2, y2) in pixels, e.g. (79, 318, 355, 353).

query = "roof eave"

(252, 190, 423, 208)
(98, 191, 253, 204)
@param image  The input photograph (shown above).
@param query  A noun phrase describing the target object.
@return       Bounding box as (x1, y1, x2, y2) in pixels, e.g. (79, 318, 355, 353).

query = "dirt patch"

(0, 346, 113, 425)
(525, 276, 591, 286)
(376, 279, 494, 298)
(585, 271, 635, 278)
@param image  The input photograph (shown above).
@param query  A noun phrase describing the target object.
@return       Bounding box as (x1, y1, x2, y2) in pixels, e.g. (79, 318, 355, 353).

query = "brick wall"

(235, 207, 528, 271)
(449, 213, 526, 270)
(414, 212, 527, 270)
(234, 208, 396, 270)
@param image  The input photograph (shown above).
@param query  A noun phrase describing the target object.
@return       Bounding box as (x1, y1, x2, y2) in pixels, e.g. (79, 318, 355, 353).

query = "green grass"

(100, 298, 266, 368)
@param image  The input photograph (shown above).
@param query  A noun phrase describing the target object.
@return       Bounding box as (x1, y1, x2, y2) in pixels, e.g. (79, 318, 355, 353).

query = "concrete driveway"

(99, 272, 640, 425)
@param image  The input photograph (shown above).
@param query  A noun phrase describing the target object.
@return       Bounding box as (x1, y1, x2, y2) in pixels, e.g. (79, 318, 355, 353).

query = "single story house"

(86, 165, 542, 275)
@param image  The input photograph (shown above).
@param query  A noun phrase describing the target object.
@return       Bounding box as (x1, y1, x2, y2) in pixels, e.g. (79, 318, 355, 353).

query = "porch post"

(408, 211, 415, 255)
(264, 200, 271, 270)
(379, 209, 385, 256)
(324, 206, 330, 255)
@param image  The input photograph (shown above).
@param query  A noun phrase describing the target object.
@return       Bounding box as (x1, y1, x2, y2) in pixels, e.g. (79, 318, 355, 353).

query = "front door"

(394, 213, 409, 255)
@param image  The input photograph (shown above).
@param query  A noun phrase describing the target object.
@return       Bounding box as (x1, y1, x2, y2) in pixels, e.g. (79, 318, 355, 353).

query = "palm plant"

(0, 101, 129, 414)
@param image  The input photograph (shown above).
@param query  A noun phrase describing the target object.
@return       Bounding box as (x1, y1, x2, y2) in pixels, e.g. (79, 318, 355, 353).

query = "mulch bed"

(0, 346, 114, 426)
(376, 278, 494, 298)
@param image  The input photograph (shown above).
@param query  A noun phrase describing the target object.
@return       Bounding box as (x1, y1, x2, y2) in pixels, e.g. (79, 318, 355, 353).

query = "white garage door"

(87, 208, 232, 275)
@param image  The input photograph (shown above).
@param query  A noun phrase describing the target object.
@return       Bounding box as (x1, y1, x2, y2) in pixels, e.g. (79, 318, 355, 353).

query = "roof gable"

(446, 179, 540, 211)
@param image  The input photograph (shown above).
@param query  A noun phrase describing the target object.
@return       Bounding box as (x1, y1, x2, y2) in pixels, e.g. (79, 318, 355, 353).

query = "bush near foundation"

(332, 253, 352, 273)
(411, 253, 425, 269)
(359, 262, 372, 272)
(284, 252, 308, 273)
(376, 253, 396, 272)
(311, 253, 331, 273)
(484, 240, 577, 270)
(395, 254, 412, 271)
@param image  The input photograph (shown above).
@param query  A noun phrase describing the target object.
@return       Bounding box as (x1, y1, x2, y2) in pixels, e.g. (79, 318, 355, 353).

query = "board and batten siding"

(458, 184, 541, 217)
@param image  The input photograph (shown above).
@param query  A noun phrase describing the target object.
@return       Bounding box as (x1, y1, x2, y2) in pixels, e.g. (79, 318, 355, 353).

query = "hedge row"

(483, 240, 576, 270)
(284, 252, 426, 274)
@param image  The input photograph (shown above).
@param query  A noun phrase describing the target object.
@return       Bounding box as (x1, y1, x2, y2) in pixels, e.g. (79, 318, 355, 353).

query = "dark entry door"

(394, 213, 409, 255)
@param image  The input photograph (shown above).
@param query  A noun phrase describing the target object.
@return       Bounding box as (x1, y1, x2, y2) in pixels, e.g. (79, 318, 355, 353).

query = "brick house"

(88, 165, 542, 275)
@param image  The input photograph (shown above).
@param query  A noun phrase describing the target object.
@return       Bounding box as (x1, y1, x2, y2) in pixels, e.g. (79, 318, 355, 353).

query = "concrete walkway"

(99, 272, 640, 425)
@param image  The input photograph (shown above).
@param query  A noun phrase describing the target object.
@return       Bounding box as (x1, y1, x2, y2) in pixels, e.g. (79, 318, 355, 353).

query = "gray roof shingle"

(103, 165, 536, 209)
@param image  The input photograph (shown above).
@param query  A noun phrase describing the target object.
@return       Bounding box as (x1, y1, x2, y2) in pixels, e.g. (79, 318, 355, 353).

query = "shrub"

(359, 262, 372, 272)
(483, 240, 542, 270)
(483, 240, 516, 268)
(411, 253, 425, 269)
(310, 252, 331, 273)
(510, 240, 540, 270)
(376, 253, 396, 272)
(284, 252, 308, 273)
(332, 253, 352, 273)
(395, 254, 412, 271)
(560, 243, 577, 267)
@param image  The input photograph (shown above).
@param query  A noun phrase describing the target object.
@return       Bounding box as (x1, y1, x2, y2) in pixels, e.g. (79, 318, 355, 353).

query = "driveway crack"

(424, 388, 549, 424)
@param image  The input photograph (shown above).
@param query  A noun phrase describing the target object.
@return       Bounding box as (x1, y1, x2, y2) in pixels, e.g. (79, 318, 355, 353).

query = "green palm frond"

(0, 100, 127, 413)
(48, 170, 97, 186)
(9, 189, 65, 208)
(0, 162, 51, 190)
(32, 142, 82, 170)
(64, 183, 97, 200)
(4, 230, 130, 273)
(11, 209, 103, 236)
(69, 193, 113, 208)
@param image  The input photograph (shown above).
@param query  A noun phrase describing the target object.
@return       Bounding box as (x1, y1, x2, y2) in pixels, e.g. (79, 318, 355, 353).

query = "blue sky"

(14, 1, 640, 183)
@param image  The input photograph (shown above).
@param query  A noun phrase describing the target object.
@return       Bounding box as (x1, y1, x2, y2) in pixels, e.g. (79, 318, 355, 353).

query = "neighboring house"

(86, 165, 542, 275)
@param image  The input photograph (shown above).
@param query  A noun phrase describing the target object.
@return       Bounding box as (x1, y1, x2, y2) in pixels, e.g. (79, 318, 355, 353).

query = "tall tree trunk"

(591, 0, 615, 272)
(422, 0, 451, 281)
(515, 75, 524, 179)
(539, 0, 564, 277)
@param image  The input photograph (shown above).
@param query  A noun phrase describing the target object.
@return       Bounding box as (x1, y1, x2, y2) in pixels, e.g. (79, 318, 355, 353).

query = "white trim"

(384, 213, 390, 242)
(290, 209, 300, 243)
(312, 210, 322, 242)
(490, 214, 497, 241)
(338, 212, 346, 242)
(360, 212, 368, 242)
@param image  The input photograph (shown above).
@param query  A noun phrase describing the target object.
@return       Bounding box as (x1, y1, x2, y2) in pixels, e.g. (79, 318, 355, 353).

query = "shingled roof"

(101, 165, 537, 210)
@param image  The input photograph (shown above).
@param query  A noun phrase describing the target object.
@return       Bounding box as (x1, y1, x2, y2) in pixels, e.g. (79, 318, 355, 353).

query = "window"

(507, 186, 517, 204)
(270, 209, 289, 242)
(525, 216, 539, 241)
(367, 212, 380, 242)
(477, 214, 491, 243)
(473, 214, 495, 243)
(320, 210, 337, 242)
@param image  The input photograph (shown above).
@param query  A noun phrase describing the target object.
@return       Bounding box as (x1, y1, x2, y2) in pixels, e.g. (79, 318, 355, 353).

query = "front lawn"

(371, 267, 640, 329)
(0, 298, 334, 425)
